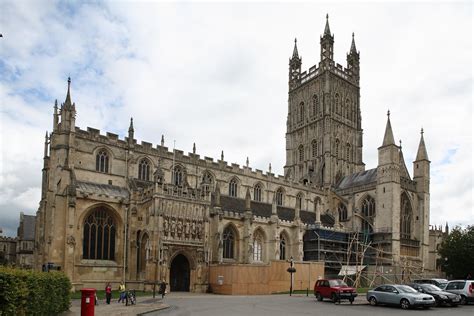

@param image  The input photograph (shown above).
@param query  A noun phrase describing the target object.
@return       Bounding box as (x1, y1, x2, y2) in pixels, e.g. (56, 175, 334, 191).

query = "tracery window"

(298, 145, 304, 162)
(335, 94, 340, 114)
(346, 143, 351, 161)
(279, 234, 287, 260)
(312, 95, 319, 116)
(335, 139, 340, 159)
(346, 99, 350, 119)
(400, 194, 412, 239)
(312, 140, 318, 158)
(96, 150, 109, 173)
(223, 226, 236, 259)
(253, 231, 263, 262)
(276, 188, 284, 206)
(253, 183, 262, 202)
(201, 171, 213, 196)
(296, 193, 303, 209)
(361, 196, 376, 236)
(172, 165, 183, 186)
(338, 203, 348, 221)
(83, 208, 116, 260)
(299, 102, 304, 122)
(228, 178, 238, 197)
(138, 158, 150, 181)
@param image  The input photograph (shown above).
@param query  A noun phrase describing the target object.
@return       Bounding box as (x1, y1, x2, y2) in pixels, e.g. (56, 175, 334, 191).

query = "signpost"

(286, 256, 296, 296)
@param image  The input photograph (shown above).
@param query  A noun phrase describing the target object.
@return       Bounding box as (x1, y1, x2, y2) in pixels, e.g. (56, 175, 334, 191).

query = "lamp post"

(287, 256, 296, 296)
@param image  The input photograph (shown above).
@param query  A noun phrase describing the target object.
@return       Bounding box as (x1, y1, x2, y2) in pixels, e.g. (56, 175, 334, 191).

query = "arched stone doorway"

(170, 254, 190, 292)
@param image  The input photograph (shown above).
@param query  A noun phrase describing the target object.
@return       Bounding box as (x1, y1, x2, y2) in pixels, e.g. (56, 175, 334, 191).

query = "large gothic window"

(312, 140, 318, 158)
(253, 230, 264, 262)
(223, 226, 236, 259)
(172, 165, 183, 186)
(138, 158, 150, 181)
(276, 188, 284, 206)
(334, 94, 340, 114)
(83, 208, 116, 260)
(96, 150, 109, 173)
(400, 194, 412, 239)
(279, 234, 287, 260)
(298, 145, 304, 162)
(228, 178, 238, 197)
(253, 183, 262, 202)
(361, 196, 376, 236)
(338, 203, 348, 221)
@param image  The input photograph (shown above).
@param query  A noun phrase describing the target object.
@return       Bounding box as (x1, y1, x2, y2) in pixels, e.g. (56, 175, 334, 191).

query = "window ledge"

(78, 260, 118, 267)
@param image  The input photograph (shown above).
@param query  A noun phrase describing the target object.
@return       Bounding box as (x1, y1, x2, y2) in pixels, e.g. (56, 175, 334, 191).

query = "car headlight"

(439, 295, 447, 299)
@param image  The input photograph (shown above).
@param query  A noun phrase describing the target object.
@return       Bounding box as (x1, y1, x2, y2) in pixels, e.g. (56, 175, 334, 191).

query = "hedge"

(0, 267, 71, 315)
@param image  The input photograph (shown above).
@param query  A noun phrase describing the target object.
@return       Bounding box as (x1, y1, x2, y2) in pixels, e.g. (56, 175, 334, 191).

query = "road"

(151, 293, 473, 316)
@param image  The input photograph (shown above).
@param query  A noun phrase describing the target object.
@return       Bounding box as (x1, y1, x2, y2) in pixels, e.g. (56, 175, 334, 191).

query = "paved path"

(61, 296, 169, 316)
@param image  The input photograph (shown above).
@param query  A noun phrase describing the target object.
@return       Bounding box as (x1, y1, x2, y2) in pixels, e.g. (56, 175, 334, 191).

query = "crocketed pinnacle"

(292, 38, 299, 59)
(324, 14, 331, 36)
(350, 32, 357, 54)
(64, 77, 72, 106)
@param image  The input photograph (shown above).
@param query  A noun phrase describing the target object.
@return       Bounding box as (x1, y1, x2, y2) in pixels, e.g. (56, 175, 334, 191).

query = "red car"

(314, 279, 358, 304)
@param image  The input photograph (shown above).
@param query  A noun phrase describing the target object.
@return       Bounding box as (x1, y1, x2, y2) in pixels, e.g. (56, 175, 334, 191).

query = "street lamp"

(287, 256, 296, 296)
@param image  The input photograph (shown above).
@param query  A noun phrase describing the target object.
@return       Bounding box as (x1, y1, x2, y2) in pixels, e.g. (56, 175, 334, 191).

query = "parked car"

(314, 279, 357, 304)
(408, 283, 461, 306)
(366, 284, 435, 309)
(413, 278, 448, 289)
(444, 280, 474, 305)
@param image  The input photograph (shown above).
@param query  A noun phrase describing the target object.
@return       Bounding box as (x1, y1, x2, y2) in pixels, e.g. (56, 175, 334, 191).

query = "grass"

(71, 290, 155, 300)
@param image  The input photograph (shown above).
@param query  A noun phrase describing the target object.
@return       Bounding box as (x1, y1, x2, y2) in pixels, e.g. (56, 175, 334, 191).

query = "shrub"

(0, 267, 71, 315)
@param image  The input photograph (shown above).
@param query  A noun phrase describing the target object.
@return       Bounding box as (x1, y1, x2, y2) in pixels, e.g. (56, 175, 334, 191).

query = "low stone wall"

(209, 260, 324, 295)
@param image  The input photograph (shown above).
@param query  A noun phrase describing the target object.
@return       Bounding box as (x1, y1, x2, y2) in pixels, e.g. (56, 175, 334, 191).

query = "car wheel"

(460, 295, 467, 305)
(400, 298, 410, 310)
(369, 296, 377, 306)
(316, 293, 323, 302)
(331, 293, 338, 304)
(349, 297, 354, 305)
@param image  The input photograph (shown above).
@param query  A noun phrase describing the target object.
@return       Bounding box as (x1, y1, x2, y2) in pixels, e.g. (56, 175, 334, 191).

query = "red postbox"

(80, 288, 96, 316)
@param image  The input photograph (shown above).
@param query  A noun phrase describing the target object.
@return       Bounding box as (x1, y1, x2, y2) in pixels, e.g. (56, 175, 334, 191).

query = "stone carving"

(66, 235, 76, 247)
(162, 216, 205, 241)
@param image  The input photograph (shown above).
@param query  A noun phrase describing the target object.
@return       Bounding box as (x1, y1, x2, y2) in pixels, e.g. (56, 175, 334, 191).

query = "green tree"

(437, 226, 474, 279)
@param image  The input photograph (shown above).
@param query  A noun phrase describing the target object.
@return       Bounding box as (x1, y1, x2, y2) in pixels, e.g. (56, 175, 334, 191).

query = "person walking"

(118, 281, 126, 303)
(105, 282, 112, 304)
(159, 281, 167, 299)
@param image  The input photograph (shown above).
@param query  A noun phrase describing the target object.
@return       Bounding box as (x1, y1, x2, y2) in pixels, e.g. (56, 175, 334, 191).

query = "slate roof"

(216, 195, 316, 224)
(76, 181, 129, 199)
(336, 168, 377, 190)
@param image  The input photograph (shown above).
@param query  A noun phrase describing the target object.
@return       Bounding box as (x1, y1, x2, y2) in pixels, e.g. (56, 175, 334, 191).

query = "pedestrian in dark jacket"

(159, 281, 167, 299)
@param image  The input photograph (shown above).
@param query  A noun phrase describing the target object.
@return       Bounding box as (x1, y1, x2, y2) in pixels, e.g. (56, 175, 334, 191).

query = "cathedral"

(34, 16, 435, 293)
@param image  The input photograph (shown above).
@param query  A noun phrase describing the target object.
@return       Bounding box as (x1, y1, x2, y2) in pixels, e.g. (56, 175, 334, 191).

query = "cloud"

(0, 1, 472, 236)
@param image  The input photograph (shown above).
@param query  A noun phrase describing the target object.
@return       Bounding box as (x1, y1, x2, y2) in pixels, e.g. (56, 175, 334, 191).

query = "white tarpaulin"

(338, 265, 366, 276)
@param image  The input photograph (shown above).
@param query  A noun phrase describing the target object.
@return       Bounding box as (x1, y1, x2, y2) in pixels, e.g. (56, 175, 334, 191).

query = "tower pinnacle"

(324, 14, 331, 36)
(292, 38, 299, 59)
(350, 32, 357, 54)
(381, 110, 395, 146)
(415, 128, 429, 161)
(65, 77, 72, 106)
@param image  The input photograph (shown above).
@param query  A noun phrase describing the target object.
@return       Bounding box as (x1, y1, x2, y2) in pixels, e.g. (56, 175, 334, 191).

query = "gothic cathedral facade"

(34, 17, 433, 291)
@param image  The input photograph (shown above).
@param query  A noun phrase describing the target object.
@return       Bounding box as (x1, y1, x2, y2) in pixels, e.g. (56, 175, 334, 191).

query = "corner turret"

(347, 32, 360, 83)
(320, 14, 334, 64)
(289, 38, 302, 90)
(413, 128, 430, 193)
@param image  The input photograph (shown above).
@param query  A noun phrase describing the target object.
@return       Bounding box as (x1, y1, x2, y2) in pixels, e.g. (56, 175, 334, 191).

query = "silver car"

(367, 284, 436, 309)
(445, 280, 474, 305)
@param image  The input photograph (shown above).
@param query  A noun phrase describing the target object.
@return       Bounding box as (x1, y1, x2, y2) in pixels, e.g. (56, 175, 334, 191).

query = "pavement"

(60, 295, 170, 316)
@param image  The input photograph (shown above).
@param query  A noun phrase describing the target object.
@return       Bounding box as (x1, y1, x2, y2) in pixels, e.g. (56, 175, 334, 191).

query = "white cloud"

(0, 1, 472, 236)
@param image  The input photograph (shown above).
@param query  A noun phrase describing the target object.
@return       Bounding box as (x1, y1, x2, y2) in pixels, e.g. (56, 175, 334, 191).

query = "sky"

(0, 0, 472, 237)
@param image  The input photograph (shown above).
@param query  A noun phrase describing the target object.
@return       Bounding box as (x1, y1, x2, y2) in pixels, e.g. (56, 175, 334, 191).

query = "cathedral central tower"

(284, 15, 365, 186)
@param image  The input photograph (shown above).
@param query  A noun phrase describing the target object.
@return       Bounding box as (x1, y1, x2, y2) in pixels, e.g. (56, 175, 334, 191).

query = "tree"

(437, 226, 474, 279)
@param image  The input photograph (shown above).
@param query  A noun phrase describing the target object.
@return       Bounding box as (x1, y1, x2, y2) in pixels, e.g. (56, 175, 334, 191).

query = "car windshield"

(329, 280, 348, 287)
(397, 285, 418, 293)
(422, 284, 442, 291)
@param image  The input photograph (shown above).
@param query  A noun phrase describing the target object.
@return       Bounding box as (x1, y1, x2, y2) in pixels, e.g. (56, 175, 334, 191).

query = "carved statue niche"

(197, 221, 203, 240)
(184, 219, 190, 239)
(191, 221, 197, 239)
(170, 217, 177, 237)
(163, 216, 169, 236)
(177, 218, 183, 238)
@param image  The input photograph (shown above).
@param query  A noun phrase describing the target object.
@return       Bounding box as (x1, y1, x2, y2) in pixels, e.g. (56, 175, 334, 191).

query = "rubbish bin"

(81, 288, 96, 316)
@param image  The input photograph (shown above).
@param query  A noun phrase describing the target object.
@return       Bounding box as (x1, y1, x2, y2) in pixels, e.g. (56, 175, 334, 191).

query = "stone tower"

(284, 15, 364, 186)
